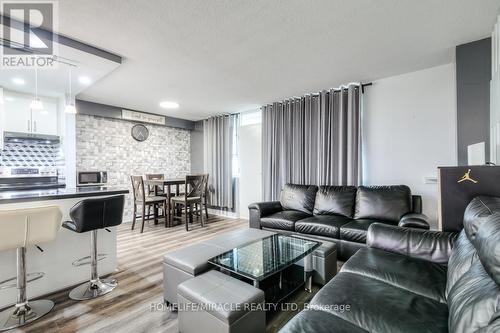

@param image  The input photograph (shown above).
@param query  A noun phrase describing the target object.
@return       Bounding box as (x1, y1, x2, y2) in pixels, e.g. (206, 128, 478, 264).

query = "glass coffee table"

(209, 234, 321, 303)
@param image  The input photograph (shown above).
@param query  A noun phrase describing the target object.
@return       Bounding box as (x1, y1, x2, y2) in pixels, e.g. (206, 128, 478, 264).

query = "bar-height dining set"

(130, 174, 209, 233)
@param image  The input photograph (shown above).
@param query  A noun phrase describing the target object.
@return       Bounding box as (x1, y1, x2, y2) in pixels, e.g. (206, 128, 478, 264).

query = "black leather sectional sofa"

(249, 184, 429, 260)
(279, 196, 500, 333)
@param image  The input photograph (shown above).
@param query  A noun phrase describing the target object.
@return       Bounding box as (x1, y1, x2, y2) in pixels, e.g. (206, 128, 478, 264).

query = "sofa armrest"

(398, 213, 430, 230)
(367, 223, 458, 264)
(248, 201, 282, 229)
(411, 195, 422, 214)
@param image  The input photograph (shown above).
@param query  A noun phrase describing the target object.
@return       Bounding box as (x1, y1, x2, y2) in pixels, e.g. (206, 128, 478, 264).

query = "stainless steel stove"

(0, 167, 65, 191)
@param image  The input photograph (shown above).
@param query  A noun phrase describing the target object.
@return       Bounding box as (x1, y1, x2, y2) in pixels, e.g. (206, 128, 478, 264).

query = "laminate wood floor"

(6, 215, 319, 333)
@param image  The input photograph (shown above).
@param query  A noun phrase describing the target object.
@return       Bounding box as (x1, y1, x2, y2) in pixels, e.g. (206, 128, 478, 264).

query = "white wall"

(238, 110, 263, 219)
(491, 20, 500, 164)
(491, 72, 500, 164)
(59, 97, 77, 187)
(364, 64, 457, 228)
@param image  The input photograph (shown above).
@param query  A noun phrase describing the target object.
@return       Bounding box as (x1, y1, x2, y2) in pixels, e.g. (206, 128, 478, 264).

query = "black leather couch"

(279, 196, 500, 333)
(249, 184, 429, 260)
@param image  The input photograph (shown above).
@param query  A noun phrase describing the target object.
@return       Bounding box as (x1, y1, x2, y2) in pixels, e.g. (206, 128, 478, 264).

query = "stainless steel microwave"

(77, 171, 108, 187)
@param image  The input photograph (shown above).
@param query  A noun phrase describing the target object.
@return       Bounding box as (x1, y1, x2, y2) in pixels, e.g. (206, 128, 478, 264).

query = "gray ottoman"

(259, 229, 338, 286)
(163, 228, 275, 304)
(163, 242, 225, 304)
(178, 270, 265, 333)
(296, 239, 337, 285)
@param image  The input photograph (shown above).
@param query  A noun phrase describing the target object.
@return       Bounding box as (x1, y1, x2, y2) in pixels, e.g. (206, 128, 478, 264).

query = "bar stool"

(62, 195, 124, 301)
(0, 206, 62, 331)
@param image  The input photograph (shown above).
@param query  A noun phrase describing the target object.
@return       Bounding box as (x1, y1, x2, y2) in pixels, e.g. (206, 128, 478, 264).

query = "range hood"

(3, 131, 60, 144)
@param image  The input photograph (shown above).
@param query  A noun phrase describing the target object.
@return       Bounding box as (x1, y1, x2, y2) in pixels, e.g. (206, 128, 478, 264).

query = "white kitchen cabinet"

(3, 92, 32, 133)
(2, 91, 59, 136)
(31, 102, 58, 135)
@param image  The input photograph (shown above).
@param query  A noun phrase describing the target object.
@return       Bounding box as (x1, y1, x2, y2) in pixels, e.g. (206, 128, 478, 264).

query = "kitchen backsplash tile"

(0, 142, 60, 167)
(0, 141, 63, 167)
(75, 114, 191, 219)
(0, 141, 66, 182)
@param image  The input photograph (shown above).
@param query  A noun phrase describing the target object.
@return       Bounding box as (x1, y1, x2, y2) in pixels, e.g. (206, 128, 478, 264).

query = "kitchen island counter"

(0, 186, 129, 204)
(0, 187, 129, 309)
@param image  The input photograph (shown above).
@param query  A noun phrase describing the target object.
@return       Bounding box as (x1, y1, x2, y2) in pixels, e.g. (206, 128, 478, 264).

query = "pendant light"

(30, 68, 44, 110)
(64, 65, 77, 114)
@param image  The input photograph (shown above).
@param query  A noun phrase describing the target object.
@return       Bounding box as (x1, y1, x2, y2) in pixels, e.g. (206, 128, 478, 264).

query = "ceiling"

(54, 0, 500, 121)
(0, 43, 120, 99)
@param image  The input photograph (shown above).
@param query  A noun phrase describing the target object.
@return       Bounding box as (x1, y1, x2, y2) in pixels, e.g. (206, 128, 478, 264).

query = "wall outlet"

(424, 176, 438, 184)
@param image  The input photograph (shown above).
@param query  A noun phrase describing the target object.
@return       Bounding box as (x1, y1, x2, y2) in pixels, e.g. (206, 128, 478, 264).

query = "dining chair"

(202, 173, 209, 219)
(195, 174, 210, 219)
(145, 174, 165, 195)
(171, 175, 206, 231)
(145, 174, 181, 227)
(130, 176, 168, 233)
(145, 173, 168, 221)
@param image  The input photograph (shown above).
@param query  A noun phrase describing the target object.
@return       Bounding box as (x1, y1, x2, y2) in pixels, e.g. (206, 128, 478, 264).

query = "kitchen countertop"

(0, 186, 129, 204)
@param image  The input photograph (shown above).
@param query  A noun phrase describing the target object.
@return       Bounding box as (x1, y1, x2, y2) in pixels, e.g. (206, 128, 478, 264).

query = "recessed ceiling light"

(78, 76, 91, 85)
(12, 77, 25, 85)
(159, 101, 179, 109)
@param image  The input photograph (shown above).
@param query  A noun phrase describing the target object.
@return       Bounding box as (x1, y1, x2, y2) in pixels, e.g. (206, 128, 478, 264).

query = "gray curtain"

(262, 85, 362, 201)
(203, 114, 238, 209)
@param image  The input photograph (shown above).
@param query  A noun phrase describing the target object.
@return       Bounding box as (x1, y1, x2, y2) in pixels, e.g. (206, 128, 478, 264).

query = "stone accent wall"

(76, 114, 190, 220)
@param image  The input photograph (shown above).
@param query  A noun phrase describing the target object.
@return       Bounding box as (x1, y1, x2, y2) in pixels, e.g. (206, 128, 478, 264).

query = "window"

(232, 110, 262, 178)
(232, 115, 240, 178)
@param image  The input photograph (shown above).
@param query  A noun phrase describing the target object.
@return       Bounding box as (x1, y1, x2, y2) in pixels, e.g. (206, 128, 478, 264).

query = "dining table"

(143, 178, 185, 227)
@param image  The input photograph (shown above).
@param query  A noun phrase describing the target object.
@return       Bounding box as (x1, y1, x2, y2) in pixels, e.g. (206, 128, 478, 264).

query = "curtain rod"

(361, 82, 372, 93)
(211, 82, 373, 117)
(262, 81, 373, 106)
(306, 82, 372, 96)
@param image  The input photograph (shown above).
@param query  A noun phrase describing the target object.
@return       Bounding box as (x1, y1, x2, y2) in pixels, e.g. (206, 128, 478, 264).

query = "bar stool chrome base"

(62, 197, 125, 302)
(0, 300, 54, 331)
(69, 278, 117, 301)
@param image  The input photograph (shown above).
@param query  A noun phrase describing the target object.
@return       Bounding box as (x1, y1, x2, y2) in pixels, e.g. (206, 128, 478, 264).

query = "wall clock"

(131, 124, 149, 142)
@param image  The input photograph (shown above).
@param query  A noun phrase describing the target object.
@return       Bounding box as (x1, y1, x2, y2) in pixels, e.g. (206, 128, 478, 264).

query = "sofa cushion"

(279, 309, 368, 333)
(341, 247, 447, 303)
(340, 219, 383, 243)
(479, 319, 500, 332)
(354, 185, 412, 222)
(313, 186, 357, 217)
(311, 272, 448, 333)
(280, 184, 318, 214)
(260, 210, 311, 231)
(295, 215, 351, 238)
(446, 230, 478, 297)
(366, 223, 456, 265)
(474, 212, 500, 285)
(463, 196, 500, 243)
(448, 260, 500, 333)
